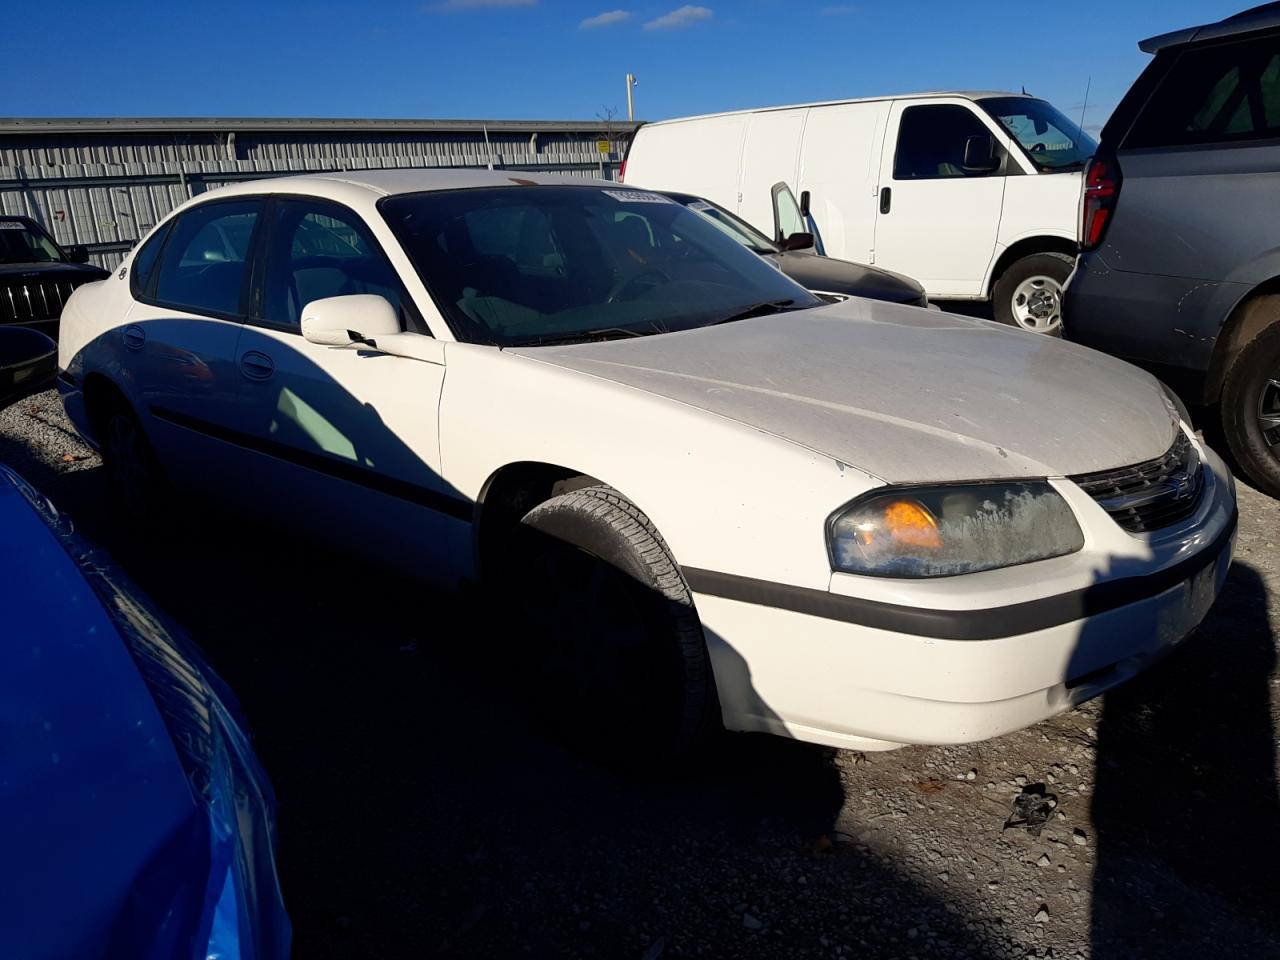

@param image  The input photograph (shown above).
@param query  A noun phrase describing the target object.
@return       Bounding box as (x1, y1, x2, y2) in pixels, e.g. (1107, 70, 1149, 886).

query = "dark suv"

(1064, 3, 1280, 497)
(0, 217, 108, 335)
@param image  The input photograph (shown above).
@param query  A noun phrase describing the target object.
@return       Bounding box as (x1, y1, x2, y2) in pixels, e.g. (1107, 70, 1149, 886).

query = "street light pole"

(626, 73, 637, 121)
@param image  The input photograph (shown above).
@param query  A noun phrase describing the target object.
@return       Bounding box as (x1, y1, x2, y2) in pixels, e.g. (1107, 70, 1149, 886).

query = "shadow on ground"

(1091, 560, 1280, 958)
(16, 455, 1007, 959)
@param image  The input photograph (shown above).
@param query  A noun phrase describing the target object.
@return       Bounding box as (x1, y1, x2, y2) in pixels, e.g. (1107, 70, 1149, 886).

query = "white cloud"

(432, 0, 536, 10)
(580, 9, 631, 29)
(643, 4, 712, 30)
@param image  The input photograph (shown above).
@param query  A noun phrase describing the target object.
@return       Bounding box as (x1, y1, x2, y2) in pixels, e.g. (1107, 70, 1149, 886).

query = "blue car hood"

(0, 468, 289, 960)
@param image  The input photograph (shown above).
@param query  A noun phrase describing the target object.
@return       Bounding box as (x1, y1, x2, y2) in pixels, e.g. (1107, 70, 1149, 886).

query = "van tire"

(1221, 319, 1280, 498)
(992, 252, 1073, 336)
(507, 484, 718, 760)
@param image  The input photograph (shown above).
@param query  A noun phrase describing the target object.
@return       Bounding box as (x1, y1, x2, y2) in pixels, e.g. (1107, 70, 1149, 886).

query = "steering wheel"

(1031, 143, 1047, 154)
(606, 268, 670, 303)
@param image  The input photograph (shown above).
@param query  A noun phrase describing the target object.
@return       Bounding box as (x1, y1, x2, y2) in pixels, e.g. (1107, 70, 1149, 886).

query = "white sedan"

(57, 170, 1236, 756)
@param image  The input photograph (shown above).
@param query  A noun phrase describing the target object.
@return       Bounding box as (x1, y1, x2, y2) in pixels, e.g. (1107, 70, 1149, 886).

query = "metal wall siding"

(0, 120, 628, 268)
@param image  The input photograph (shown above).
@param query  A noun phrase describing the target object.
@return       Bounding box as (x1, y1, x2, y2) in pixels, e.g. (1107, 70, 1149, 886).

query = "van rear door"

(874, 99, 1009, 298)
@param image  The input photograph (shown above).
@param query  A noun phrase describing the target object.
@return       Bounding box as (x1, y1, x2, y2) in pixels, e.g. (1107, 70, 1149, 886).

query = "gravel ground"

(3, 388, 1278, 960)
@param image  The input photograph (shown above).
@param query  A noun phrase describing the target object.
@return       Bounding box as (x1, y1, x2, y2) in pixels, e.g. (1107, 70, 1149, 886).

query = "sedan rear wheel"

(100, 401, 166, 526)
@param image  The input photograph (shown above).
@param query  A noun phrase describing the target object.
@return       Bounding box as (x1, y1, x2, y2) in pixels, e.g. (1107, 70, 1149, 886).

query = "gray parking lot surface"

(3, 388, 1278, 960)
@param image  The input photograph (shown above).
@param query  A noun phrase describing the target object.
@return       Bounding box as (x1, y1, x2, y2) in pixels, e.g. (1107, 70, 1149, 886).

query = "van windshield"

(380, 185, 816, 347)
(979, 97, 1097, 171)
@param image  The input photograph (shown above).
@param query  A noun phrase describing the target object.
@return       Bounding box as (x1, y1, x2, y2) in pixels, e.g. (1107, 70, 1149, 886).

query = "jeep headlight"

(828, 482, 1085, 578)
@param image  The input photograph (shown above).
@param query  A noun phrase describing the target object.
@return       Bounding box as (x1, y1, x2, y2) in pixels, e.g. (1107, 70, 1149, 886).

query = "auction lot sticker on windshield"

(687, 200, 714, 212)
(603, 190, 674, 204)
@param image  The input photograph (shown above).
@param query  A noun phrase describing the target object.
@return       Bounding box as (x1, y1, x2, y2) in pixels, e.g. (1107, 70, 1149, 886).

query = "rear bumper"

(1063, 253, 1246, 387)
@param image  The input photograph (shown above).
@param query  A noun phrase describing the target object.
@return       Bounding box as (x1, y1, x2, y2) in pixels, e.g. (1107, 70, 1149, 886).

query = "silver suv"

(1065, 3, 1280, 497)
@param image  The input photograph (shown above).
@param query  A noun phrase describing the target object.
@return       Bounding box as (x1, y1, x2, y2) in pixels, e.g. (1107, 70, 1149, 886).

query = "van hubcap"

(1011, 275, 1064, 333)
(1260, 376, 1280, 451)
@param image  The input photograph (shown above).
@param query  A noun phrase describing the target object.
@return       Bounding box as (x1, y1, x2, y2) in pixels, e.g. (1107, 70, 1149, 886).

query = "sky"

(8, 1, 1248, 133)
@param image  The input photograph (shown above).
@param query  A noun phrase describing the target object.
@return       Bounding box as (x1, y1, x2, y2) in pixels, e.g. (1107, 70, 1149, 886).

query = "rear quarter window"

(1125, 34, 1280, 149)
(128, 222, 172, 298)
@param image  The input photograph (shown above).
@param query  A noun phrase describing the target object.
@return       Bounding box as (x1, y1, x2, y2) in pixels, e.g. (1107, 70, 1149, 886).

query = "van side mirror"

(799, 190, 811, 218)
(963, 135, 1000, 173)
(66, 244, 91, 264)
(301, 294, 400, 347)
(779, 232, 815, 252)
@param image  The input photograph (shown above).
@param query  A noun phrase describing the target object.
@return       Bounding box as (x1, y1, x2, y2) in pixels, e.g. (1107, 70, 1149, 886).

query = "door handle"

(879, 187, 892, 215)
(239, 350, 275, 381)
(123, 325, 146, 351)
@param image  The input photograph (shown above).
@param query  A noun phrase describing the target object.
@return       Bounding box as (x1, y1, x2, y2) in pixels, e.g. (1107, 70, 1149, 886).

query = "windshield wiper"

(513, 326, 651, 348)
(708, 298, 800, 327)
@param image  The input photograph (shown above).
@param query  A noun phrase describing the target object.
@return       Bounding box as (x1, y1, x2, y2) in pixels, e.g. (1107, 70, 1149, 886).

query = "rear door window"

(1125, 34, 1280, 148)
(151, 199, 262, 317)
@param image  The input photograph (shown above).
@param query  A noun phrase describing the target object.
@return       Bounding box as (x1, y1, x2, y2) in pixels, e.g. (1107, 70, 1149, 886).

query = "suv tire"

(993, 252, 1074, 336)
(508, 484, 717, 759)
(1221, 318, 1280, 498)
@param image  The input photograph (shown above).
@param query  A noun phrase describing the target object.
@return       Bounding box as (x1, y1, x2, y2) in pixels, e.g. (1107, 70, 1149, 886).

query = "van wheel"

(1221, 319, 1280, 498)
(507, 484, 717, 760)
(992, 252, 1074, 335)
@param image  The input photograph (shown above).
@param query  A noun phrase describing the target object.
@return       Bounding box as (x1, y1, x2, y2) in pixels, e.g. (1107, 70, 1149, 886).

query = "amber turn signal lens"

(881, 499, 942, 549)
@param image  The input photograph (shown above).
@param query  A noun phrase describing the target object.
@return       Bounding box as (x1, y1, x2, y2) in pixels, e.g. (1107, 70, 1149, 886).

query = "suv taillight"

(618, 159, 627, 183)
(1080, 156, 1121, 251)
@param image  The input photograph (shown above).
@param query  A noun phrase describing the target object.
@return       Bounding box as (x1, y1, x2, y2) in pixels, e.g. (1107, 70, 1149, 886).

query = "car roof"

(198, 168, 618, 204)
(1140, 2, 1280, 52)
(636, 91, 1032, 128)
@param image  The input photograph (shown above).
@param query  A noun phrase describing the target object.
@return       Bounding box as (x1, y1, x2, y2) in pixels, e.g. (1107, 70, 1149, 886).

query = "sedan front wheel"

(508, 484, 718, 760)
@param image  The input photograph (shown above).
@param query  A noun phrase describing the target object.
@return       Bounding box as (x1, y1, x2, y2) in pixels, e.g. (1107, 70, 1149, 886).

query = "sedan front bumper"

(692, 444, 1237, 751)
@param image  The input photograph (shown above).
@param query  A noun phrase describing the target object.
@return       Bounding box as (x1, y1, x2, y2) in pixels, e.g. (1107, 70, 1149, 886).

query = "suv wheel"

(1222, 320, 1280, 498)
(506, 484, 717, 759)
(992, 252, 1074, 335)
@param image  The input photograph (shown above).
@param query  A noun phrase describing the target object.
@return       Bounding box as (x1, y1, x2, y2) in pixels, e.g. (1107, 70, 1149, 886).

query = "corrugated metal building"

(0, 117, 637, 268)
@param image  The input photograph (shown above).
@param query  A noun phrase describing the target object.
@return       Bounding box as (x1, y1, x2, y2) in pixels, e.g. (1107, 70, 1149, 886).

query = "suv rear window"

(1125, 34, 1280, 148)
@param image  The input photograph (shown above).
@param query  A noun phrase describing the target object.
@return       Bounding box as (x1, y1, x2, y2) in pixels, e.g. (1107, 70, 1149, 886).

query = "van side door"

(874, 99, 1011, 298)
(797, 101, 890, 265)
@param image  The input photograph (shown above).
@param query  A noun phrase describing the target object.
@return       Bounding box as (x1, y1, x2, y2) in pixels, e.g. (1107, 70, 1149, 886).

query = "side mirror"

(301, 294, 400, 347)
(66, 244, 90, 264)
(779, 232, 815, 252)
(963, 135, 1000, 173)
(799, 190, 811, 218)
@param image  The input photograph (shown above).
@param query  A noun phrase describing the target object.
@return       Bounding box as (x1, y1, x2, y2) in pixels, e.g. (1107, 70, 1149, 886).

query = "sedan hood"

(772, 252, 926, 305)
(513, 300, 1178, 483)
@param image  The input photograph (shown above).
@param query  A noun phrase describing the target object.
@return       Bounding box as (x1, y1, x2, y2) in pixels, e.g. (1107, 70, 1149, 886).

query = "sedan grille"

(1070, 432, 1204, 534)
(0, 277, 83, 324)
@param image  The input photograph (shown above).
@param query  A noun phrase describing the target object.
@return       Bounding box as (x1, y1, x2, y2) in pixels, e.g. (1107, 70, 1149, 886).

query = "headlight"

(828, 482, 1085, 578)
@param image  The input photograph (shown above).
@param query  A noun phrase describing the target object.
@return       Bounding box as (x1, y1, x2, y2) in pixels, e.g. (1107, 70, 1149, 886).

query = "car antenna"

(1078, 76, 1091, 133)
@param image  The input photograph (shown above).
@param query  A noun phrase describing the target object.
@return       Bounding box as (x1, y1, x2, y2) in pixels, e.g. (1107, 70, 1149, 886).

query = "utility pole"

(626, 74, 638, 121)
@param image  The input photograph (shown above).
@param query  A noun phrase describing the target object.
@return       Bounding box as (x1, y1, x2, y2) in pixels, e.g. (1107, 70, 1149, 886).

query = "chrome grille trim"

(0, 277, 83, 324)
(1070, 432, 1205, 534)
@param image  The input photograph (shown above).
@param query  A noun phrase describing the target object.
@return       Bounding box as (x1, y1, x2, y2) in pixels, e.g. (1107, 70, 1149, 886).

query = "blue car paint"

(0, 466, 290, 960)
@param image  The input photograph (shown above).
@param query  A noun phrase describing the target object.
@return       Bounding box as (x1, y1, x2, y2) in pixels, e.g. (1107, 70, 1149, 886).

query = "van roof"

(1140, 2, 1280, 53)
(638, 91, 1032, 128)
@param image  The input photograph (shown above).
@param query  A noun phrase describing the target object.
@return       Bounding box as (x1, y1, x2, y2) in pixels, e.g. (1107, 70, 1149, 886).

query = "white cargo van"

(622, 92, 1096, 333)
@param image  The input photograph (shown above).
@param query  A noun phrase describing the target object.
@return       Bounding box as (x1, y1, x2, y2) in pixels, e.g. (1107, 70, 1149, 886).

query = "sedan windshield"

(380, 185, 816, 346)
(979, 97, 1097, 172)
(0, 220, 64, 265)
